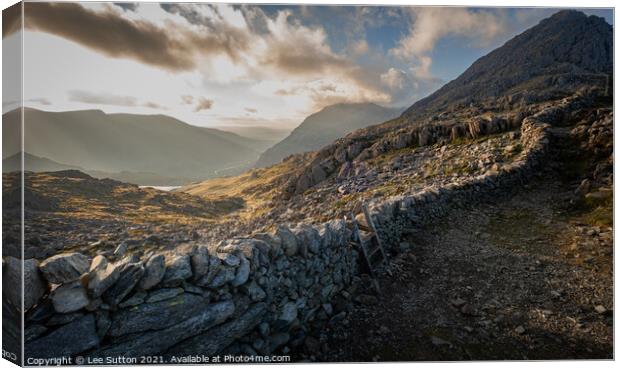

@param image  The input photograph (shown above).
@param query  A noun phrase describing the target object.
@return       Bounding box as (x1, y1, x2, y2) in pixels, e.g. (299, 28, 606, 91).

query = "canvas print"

(1, 1, 613, 365)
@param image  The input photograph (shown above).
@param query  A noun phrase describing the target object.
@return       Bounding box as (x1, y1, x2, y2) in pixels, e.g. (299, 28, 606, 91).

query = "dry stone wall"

(14, 94, 586, 361)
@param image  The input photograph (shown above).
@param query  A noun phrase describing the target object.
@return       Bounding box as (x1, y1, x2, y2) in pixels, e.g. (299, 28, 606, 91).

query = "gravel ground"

(315, 168, 613, 361)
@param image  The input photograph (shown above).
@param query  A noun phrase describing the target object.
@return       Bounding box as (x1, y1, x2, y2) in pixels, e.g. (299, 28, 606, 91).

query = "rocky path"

(316, 167, 613, 361)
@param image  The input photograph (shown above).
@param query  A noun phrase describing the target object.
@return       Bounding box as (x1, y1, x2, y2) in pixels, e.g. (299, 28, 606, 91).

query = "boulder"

(242, 281, 266, 302)
(195, 256, 220, 287)
(231, 256, 250, 287)
(92, 301, 235, 358)
(208, 267, 236, 288)
(162, 254, 192, 287)
(3, 257, 47, 310)
(190, 246, 210, 280)
(87, 255, 120, 298)
(139, 254, 165, 290)
(219, 239, 262, 261)
(51, 281, 90, 313)
(276, 226, 298, 257)
(310, 165, 326, 183)
(39, 253, 89, 284)
(102, 261, 144, 307)
(165, 303, 265, 357)
(108, 293, 208, 336)
(220, 253, 240, 267)
(26, 314, 99, 359)
(274, 301, 297, 330)
(296, 225, 321, 254)
(294, 174, 312, 194)
(252, 233, 281, 255)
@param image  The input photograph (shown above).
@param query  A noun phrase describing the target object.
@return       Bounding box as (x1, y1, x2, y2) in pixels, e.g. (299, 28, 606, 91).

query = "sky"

(3, 3, 613, 131)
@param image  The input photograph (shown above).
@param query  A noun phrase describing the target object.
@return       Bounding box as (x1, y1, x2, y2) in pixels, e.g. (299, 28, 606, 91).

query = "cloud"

(143, 101, 166, 109)
(351, 39, 369, 55)
(3, 98, 51, 109)
(194, 97, 214, 112)
(23, 3, 251, 72)
(238, 5, 271, 35)
(380, 67, 442, 106)
(68, 90, 166, 109)
(391, 8, 506, 59)
(159, 4, 251, 62)
(389, 8, 506, 84)
(181, 95, 214, 111)
(68, 90, 138, 107)
(24, 3, 196, 71)
(114, 3, 139, 12)
(22, 3, 451, 112)
(380, 68, 408, 90)
(259, 11, 352, 76)
(180, 95, 194, 105)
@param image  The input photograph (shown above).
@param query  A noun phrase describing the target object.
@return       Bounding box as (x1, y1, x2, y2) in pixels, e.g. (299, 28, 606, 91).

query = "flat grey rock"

(102, 262, 144, 307)
(51, 281, 90, 313)
(107, 293, 207, 336)
(139, 254, 165, 290)
(87, 255, 120, 298)
(39, 252, 89, 284)
(92, 301, 235, 357)
(166, 302, 265, 356)
(26, 314, 99, 359)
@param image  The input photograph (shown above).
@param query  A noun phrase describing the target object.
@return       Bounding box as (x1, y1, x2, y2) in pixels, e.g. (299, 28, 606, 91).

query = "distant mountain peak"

(254, 102, 402, 168)
(402, 9, 612, 120)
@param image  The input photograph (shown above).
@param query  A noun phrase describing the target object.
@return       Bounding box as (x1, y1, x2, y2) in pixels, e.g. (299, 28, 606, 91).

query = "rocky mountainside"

(2, 108, 268, 184)
(255, 103, 402, 168)
(401, 10, 612, 121)
(264, 10, 612, 199)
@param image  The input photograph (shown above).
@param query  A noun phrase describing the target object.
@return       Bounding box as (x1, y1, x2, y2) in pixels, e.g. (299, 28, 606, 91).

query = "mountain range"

(2, 108, 271, 185)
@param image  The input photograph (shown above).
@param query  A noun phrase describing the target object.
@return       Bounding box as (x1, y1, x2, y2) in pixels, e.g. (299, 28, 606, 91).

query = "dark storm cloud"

(22, 3, 250, 72)
(3, 2, 21, 38)
(24, 3, 195, 71)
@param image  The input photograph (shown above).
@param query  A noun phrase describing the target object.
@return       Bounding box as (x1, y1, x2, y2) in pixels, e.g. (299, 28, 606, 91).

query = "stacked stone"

(365, 94, 578, 253)
(15, 92, 588, 361)
(19, 219, 358, 359)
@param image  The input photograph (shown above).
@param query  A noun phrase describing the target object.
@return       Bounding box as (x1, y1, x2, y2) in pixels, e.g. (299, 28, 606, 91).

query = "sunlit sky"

(4, 3, 613, 130)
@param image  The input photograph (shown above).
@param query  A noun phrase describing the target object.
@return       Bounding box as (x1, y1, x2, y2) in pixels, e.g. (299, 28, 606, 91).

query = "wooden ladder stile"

(362, 203, 392, 276)
(345, 203, 391, 294)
